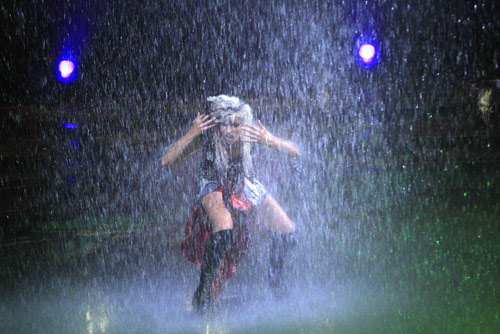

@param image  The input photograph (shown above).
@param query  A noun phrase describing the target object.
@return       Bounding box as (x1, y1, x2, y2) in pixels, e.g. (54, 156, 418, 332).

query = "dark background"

(1, 0, 499, 105)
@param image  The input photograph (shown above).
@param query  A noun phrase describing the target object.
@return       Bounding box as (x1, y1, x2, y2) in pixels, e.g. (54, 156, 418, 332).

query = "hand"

(187, 112, 216, 137)
(241, 120, 274, 146)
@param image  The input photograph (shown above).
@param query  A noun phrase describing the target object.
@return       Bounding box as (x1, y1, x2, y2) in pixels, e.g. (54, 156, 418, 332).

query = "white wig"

(207, 95, 254, 177)
(207, 95, 253, 124)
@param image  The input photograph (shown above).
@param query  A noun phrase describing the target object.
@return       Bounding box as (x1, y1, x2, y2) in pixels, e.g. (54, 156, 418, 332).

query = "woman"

(161, 95, 299, 314)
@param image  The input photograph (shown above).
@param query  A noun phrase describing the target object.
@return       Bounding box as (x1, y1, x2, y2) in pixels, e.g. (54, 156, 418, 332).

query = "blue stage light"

(59, 61, 74, 78)
(359, 44, 376, 63)
(353, 30, 380, 69)
(57, 59, 77, 83)
(63, 123, 78, 129)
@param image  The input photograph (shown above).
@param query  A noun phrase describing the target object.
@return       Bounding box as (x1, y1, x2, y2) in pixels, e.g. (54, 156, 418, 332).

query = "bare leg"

(257, 194, 295, 233)
(201, 191, 233, 232)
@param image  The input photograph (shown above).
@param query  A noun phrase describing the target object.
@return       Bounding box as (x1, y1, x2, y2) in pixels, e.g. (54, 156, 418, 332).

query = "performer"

(161, 95, 299, 315)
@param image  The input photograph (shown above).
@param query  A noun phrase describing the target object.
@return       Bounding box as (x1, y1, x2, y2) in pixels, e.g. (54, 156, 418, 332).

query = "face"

(219, 116, 242, 146)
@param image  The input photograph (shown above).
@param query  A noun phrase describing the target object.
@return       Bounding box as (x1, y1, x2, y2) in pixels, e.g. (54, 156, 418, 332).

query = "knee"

(274, 214, 296, 234)
(214, 211, 233, 232)
(207, 204, 233, 233)
(284, 221, 296, 234)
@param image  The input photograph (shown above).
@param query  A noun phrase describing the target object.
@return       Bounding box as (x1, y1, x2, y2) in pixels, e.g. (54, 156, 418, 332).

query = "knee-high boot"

(268, 232, 296, 298)
(192, 229, 232, 314)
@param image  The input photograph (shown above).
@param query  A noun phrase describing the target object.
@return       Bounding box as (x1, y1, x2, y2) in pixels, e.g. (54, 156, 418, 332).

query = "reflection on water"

(85, 304, 110, 334)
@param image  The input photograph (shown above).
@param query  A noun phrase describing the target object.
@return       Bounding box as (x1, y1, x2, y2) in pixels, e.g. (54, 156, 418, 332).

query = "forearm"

(161, 131, 197, 167)
(266, 134, 300, 157)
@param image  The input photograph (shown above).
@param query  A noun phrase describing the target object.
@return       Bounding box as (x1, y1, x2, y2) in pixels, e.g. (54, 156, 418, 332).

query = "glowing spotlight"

(359, 44, 376, 63)
(59, 60, 74, 78)
(57, 59, 77, 83)
(353, 30, 380, 69)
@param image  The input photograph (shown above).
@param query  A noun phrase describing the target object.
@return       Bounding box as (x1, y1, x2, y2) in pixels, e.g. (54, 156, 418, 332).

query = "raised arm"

(161, 113, 216, 167)
(241, 120, 300, 157)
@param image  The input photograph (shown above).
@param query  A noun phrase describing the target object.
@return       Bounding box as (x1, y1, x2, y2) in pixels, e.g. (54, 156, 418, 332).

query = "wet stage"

(2, 162, 499, 334)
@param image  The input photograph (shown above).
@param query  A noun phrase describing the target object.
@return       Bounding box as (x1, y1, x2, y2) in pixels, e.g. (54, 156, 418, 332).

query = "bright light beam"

(57, 59, 77, 83)
(353, 30, 380, 69)
(359, 44, 376, 63)
(59, 60, 75, 78)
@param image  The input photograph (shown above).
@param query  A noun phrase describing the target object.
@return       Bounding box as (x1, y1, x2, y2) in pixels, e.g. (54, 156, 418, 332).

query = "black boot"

(192, 229, 232, 315)
(268, 232, 296, 299)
